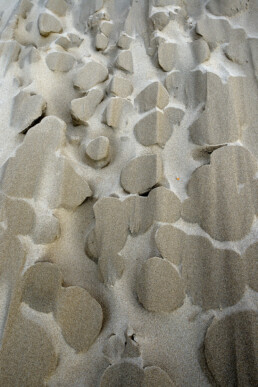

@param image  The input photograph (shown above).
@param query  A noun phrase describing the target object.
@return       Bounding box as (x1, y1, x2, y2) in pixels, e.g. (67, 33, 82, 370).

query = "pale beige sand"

(0, 0, 257, 386)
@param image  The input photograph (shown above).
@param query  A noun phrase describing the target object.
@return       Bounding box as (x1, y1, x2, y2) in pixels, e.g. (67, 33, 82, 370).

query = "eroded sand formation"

(0, 0, 257, 386)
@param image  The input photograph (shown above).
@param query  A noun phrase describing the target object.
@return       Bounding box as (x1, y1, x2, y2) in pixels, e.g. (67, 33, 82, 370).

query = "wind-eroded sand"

(0, 0, 257, 386)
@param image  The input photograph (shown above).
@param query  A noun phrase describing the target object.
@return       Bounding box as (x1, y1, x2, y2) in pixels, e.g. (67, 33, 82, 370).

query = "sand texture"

(0, 0, 257, 386)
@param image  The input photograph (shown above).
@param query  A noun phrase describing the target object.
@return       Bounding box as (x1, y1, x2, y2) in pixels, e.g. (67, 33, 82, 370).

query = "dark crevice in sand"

(21, 110, 46, 134)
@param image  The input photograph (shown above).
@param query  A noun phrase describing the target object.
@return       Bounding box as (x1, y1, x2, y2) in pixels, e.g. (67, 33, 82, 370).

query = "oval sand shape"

(155, 225, 188, 265)
(117, 33, 133, 50)
(151, 11, 170, 31)
(100, 362, 144, 387)
(116, 50, 134, 73)
(73, 60, 108, 91)
(143, 366, 175, 387)
(148, 186, 181, 224)
(0, 313, 57, 386)
(22, 262, 63, 313)
(190, 39, 210, 64)
(137, 257, 185, 312)
(96, 33, 109, 50)
(46, 52, 75, 72)
(134, 110, 172, 147)
(38, 12, 62, 36)
(120, 154, 163, 194)
(158, 42, 177, 72)
(110, 76, 133, 98)
(204, 311, 258, 386)
(55, 286, 103, 352)
(86, 136, 109, 161)
(135, 81, 169, 112)
(71, 89, 104, 125)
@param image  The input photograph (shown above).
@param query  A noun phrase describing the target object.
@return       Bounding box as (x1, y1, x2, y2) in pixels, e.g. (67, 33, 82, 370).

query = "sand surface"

(0, 0, 257, 386)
